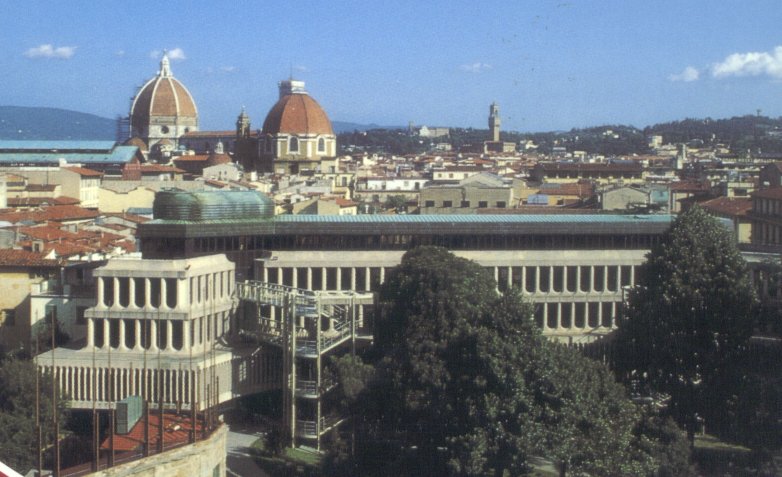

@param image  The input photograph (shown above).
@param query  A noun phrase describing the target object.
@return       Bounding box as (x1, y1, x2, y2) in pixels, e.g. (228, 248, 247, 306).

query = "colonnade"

(263, 263, 638, 332)
(85, 311, 232, 352)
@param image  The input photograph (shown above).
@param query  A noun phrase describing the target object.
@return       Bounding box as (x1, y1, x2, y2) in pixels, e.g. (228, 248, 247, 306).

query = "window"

(425, 200, 435, 207)
(461, 200, 470, 208)
(161, 125, 170, 134)
(496, 201, 506, 208)
(318, 137, 325, 152)
(442, 200, 453, 208)
(478, 201, 488, 208)
(265, 136, 273, 153)
(289, 136, 299, 153)
(2, 309, 15, 326)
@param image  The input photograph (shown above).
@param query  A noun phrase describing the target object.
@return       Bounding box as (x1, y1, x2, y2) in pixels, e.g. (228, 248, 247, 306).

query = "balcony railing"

(296, 415, 343, 438)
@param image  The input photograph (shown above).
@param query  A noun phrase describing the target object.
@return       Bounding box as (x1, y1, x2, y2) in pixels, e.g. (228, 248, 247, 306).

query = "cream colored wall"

(0, 270, 41, 350)
(99, 187, 156, 213)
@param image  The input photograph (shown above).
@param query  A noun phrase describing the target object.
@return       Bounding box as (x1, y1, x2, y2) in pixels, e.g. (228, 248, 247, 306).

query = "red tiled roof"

(173, 155, 209, 163)
(700, 197, 752, 217)
(64, 166, 103, 177)
(102, 212, 150, 224)
(334, 198, 358, 207)
(6, 196, 80, 207)
(0, 248, 59, 267)
(0, 205, 99, 224)
(19, 226, 79, 242)
(139, 164, 185, 173)
(25, 184, 58, 192)
(101, 413, 205, 452)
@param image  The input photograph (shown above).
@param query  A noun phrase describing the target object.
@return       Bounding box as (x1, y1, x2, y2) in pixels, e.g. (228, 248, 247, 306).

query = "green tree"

(614, 206, 756, 444)
(0, 355, 68, 472)
(352, 246, 691, 476)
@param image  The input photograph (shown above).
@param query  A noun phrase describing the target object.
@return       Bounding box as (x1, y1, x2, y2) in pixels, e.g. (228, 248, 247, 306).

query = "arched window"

(317, 137, 325, 153)
(289, 136, 299, 153)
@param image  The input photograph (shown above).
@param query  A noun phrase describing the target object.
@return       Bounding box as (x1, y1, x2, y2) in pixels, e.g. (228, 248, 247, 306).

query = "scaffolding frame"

(236, 281, 373, 449)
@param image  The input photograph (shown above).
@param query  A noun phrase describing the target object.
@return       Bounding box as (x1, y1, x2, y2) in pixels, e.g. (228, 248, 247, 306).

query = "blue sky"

(2, 1, 782, 132)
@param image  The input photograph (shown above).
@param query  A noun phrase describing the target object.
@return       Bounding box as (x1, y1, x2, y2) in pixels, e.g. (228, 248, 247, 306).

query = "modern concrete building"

(138, 190, 673, 344)
(36, 254, 240, 412)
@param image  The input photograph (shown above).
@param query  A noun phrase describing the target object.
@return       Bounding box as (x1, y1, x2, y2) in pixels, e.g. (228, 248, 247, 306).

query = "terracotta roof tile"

(64, 166, 103, 177)
(101, 413, 205, 452)
(700, 197, 752, 217)
(0, 248, 59, 267)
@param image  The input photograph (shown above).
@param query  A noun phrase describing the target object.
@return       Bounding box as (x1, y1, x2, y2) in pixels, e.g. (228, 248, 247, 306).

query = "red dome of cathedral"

(261, 80, 333, 136)
(130, 54, 198, 133)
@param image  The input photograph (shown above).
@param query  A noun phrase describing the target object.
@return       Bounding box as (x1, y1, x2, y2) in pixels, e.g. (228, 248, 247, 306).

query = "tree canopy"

(614, 206, 756, 442)
(0, 354, 67, 472)
(340, 246, 692, 476)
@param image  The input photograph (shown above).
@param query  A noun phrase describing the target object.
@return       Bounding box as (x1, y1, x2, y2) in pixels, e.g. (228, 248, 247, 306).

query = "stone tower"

(489, 102, 501, 142)
(236, 107, 251, 139)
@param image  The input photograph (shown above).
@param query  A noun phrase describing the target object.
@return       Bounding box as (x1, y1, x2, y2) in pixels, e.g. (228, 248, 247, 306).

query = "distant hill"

(0, 106, 117, 140)
(0, 107, 392, 140)
(332, 121, 401, 134)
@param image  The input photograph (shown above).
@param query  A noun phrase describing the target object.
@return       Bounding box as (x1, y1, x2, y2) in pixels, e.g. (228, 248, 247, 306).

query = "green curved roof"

(153, 190, 274, 221)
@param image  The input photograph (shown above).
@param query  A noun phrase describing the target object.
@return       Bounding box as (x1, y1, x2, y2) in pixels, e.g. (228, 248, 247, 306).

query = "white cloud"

(167, 48, 186, 61)
(220, 66, 236, 73)
(293, 65, 309, 73)
(669, 66, 700, 82)
(712, 46, 782, 79)
(460, 62, 492, 73)
(115, 50, 126, 57)
(149, 47, 186, 61)
(24, 44, 76, 59)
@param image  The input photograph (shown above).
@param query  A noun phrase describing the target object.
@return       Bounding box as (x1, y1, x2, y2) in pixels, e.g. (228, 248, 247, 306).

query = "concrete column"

(521, 267, 527, 294)
(161, 278, 168, 310)
(134, 320, 142, 351)
(113, 277, 120, 309)
(556, 302, 563, 331)
(542, 302, 548, 331)
(493, 267, 499, 287)
(507, 266, 512, 290)
(103, 319, 110, 350)
(263, 267, 269, 284)
(534, 266, 540, 294)
(307, 267, 313, 290)
(150, 320, 158, 351)
(365, 267, 370, 291)
(336, 267, 342, 291)
(145, 278, 152, 308)
(97, 277, 105, 307)
(548, 266, 554, 293)
(87, 318, 94, 348)
(321, 267, 327, 290)
(602, 266, 608, 292)
(292, 267, 298, 288)
(380, 267, 385, 285)
(129, 278, 136, 309)
(350, 267, 356, 291)
(118, 319, 127, 350)
(183, 320, 191, 352)
(166, 320, 173, 350)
